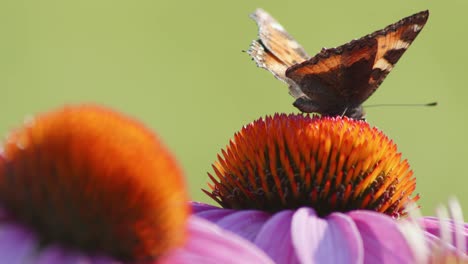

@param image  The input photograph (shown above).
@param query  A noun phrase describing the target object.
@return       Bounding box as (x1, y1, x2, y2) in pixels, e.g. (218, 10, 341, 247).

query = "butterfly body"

(248, 9, 429, 119)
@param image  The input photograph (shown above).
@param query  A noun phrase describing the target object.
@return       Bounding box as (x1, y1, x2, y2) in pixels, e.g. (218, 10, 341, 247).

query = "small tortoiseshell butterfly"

(248, 9, 429, 119)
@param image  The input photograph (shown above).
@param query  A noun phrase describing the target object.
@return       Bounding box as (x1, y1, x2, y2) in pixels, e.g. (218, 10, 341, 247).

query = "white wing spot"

(373, 58, 393, 71)
(412, 24, 422, 32)
(394, 40, 410, 50)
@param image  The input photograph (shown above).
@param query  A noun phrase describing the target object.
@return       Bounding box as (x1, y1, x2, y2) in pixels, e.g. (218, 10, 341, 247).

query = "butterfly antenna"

(340, 107, 349, 118)
(364, 102, 437, 108)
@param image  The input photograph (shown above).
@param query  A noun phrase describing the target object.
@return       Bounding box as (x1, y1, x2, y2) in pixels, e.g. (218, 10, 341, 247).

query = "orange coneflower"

(0, 105, 274, 264)
(195, 113, 420, 263)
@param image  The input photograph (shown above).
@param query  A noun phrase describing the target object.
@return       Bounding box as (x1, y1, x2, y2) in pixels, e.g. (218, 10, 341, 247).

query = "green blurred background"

(1, 1, 466, 215)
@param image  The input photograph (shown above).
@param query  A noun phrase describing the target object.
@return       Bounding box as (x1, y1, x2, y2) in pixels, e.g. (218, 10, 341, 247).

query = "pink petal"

(348, 210, 415, 264)
(217, 210, 271, 241)
(160, 216, 274, 264)
(420, 217, 468, 252)
(0, 223, 38, 264)
(254, 210, 300, 264)
(191, 202, 221, 213)
(43, 255, 88, 264)
(291, 208, 363, 264)
(195, 208, 235, 222)
(35, 245, 120, 264)
(35, 246, 73, 264)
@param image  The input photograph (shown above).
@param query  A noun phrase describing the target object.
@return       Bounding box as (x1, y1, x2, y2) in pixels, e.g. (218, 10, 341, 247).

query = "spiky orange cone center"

(205, 114, 417, 217)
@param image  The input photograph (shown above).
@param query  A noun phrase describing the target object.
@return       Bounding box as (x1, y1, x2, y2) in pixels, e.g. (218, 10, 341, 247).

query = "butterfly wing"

(285, 10, 429, 118)
(248, 40, 290, 84)
(364, 10, 429, 102)
(250, 8, 309, 66)
(286, 39, 378, 116)
(248, 9, 310, 98)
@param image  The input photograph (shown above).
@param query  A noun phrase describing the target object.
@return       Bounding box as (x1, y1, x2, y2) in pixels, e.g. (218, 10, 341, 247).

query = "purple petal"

(191, 202, 221, 213)
(254, 210, 300, 264)
(160, 216, 274, 264)
(36, 250, 90, 264)
(216, 210, 271, 241)
(420, 217, 468, 252)
(348, 210, 415, 264)
(192, 203, 272, 241)
(35, 246, 73, 264)
(90, 255, 124, 264)
(35, 245, 121, 264)
(195, 209, 236, 222)
(0, 223, 38, 264)
(191, 202, 237, 222)
(291, 208, 363, 264)
(0, 222, 123, 264)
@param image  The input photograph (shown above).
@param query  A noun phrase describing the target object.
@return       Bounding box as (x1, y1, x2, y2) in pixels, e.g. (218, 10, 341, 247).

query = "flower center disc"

(205, 114, 418, 217)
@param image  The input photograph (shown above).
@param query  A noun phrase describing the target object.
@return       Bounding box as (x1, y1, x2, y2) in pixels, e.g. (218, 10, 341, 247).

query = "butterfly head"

(293, 96, 366, 120)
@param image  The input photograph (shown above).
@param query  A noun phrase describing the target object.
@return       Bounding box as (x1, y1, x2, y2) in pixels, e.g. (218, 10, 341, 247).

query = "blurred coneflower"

(195, 113, 421, 263)
(0, 105, 274, 264)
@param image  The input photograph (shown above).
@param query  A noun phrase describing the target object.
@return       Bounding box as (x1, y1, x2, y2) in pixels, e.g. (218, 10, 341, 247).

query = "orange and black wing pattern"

(248, 9, 429, 119)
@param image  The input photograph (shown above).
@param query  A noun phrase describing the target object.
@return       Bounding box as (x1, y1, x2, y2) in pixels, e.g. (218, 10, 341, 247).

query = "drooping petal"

(192, 202, 272, 241)
(291, 207, 363, 264)
(0, 223, 37, 264)
(348, 210, 415, 263)
(191, 202, 221, 213)
(35, 247, 78, 264)
(36, 251, 95, 264)
(193, 202, 426, 264)
(160, 216, 274, 264)
(254, 210, 300, 264)
(194, 208, 235, 223)
(34, 246, 121, 264)
(216, 210, 271, 241)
